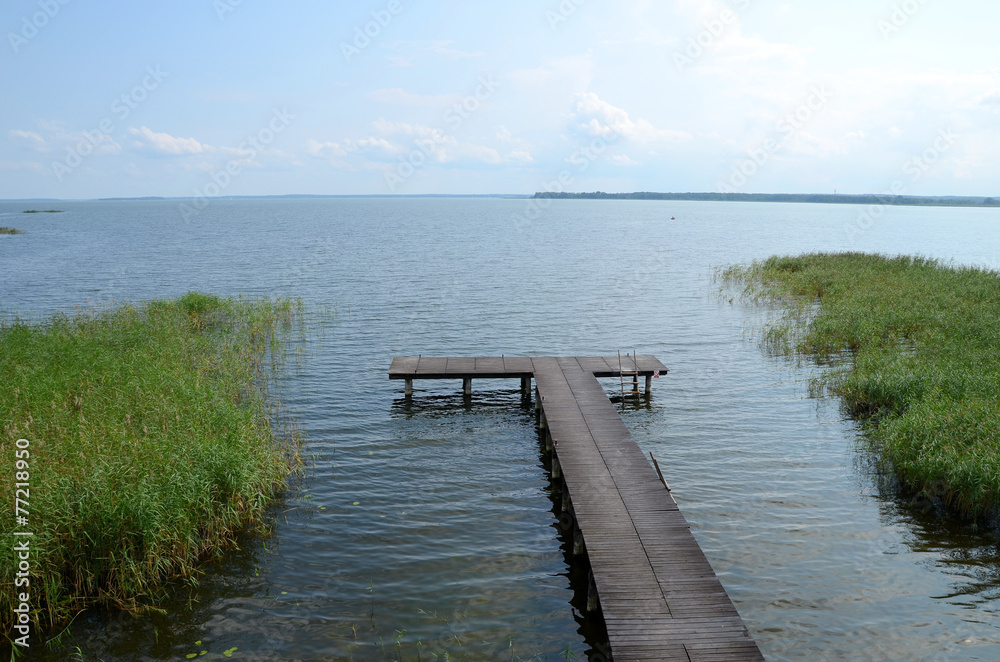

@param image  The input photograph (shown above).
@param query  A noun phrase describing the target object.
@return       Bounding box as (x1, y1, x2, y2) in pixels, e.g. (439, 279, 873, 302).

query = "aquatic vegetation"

(22, 209, 63, 214)
(721, 253, 1000, 522)
(0, 293, 303, 634)
(0, 227, 23, 234)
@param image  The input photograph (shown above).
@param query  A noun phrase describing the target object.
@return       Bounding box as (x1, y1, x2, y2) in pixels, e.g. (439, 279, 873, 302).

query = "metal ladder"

(618, 349, 640, 400)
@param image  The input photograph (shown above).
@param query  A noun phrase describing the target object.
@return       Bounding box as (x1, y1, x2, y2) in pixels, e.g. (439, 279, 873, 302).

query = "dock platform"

(389, 356, 764, 661)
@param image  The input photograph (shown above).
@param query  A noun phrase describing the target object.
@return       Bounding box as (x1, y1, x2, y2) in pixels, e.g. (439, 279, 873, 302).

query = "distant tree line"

(533, 191, 1000, 208)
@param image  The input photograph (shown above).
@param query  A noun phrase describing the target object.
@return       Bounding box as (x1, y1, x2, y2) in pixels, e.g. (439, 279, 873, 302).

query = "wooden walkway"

(389, 356, 764, 662)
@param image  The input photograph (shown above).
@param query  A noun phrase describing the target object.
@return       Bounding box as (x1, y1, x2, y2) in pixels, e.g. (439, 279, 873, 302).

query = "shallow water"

(3, 197, 1000, 660)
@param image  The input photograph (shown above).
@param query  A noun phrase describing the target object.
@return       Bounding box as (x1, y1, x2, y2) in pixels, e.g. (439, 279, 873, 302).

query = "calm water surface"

(3, 198, 1000, 661)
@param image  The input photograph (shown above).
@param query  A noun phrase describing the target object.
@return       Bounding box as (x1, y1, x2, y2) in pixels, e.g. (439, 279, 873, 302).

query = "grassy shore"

(721, 253, 1000, 522)
(1, 293, 303, 636)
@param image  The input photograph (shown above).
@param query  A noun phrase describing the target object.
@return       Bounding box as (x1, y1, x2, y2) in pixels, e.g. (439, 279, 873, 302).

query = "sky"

(1, 0, 998, 199)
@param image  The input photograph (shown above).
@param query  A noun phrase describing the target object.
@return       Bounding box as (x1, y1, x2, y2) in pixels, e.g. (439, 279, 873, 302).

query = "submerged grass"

(1, 293, 303, 636)
(720, 253, 1000, 523)
(0, 227, 23, 235)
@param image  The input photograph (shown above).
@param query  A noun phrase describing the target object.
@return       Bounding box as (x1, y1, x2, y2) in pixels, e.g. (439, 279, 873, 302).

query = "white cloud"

(307, 139, 348, 159)
(67, 131, 122, 155)
(371, 120, 529, 165)
(351, 137, 393, 154)
(506, 150, 534, 164)
(306, 133, 408, 171)
(8, 125, 121, 156)
(216, 145, 269, 170)
(127, 126, 207, 155)
(569, 93, 692, 145)
(9, 130, 47, 151)
(425, 40, 485, 60)
(307, 115, 534, 173)
(371, 120, 457, 156)
(611, 154, 642, 166)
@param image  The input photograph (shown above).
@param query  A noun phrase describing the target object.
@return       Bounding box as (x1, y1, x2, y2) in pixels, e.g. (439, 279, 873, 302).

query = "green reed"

(720, 252, 1000, 522)
(1, 293, 303, 636)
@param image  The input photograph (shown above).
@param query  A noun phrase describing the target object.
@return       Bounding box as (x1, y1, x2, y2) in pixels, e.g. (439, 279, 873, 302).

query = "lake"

(3, 197, 1000, 661)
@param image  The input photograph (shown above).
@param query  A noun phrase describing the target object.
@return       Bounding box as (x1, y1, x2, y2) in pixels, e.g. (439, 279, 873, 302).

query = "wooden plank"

(388, 355, 762, 661)
(388, 356, 419, 378)
(574, 356, 612, 374)
(474, 357, 506, 374)
(446, 357, 475, 373)
(414, 357, 448, 376)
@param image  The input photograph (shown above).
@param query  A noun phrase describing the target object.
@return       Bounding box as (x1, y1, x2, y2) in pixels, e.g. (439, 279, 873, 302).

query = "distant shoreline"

(534, 191, 1000, 208)
(3, 192, 998, 207)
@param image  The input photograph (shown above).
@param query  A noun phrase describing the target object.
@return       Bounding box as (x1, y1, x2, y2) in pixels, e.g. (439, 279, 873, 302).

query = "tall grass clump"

(1, 293, 303, 635)
(721, 253, 1000, 522)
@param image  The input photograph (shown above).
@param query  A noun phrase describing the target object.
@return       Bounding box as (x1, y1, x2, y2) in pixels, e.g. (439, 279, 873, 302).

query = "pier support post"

(645, 374, 652, 395)
(552, 454, 561, 479)
(463, 378, 472, 396)
(586, 571, 600, 613)
(573, 524, 585, 556)
(405, 379, 413, 396)
(521, 377, 531, 396)
(545, 430, 553, 452)
(539, 409, 547, 430)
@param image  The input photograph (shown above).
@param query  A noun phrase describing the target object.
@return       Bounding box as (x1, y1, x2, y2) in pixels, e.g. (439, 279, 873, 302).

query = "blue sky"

(2, 0, 998, 199)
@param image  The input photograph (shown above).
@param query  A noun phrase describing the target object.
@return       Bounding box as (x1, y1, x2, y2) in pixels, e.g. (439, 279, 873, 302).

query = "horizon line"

(3, 190, 999, 203)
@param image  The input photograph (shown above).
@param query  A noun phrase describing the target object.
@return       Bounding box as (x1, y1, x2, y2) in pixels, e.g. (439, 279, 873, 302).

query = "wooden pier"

(389, 356, 764, 661)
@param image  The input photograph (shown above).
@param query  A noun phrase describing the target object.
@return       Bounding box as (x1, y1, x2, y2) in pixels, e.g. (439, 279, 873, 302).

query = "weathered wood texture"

(388, 355, 668, 380)
(388, 356, 764, 661)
